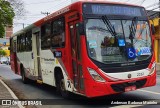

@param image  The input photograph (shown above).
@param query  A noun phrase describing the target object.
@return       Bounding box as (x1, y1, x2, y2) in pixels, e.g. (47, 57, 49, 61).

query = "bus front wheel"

(56, 73, 70, 98)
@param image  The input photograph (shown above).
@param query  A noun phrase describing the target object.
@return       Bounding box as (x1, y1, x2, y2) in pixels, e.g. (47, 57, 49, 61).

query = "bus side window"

(51, 17, 65, 48)
(87, 42, 96, 58)
(17, 36, 20, 52)
(26, 31, 32, 51)
(41, 23, 51, 49)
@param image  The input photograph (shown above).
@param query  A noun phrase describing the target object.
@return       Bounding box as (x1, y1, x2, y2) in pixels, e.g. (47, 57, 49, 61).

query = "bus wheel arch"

(54, 67, 70, 98)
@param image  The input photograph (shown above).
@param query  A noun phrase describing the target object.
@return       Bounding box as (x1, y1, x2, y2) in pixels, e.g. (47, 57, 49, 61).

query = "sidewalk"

(0, 77, 23, 108)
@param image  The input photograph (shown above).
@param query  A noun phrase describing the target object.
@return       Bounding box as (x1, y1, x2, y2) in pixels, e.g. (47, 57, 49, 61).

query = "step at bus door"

(69, 22, 85, 94)
(32, 32, 42, 80)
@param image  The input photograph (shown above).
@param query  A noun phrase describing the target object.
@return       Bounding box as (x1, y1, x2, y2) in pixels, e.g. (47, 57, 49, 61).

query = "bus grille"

(111, 79, 147, 92)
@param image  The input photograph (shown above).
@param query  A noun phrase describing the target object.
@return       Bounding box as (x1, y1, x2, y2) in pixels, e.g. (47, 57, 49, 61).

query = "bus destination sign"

(83, 4, 145, 16)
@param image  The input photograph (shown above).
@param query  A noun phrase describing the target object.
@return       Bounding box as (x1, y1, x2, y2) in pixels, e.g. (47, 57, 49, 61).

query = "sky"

(13, 0, 160, 33)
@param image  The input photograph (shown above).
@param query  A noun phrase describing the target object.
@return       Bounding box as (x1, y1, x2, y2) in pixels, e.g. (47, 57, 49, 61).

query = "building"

(148, 11, 160, 64)
(148, 11, 160, 71)
(5, 26, 13, 39)
(0, 26, 13, 57)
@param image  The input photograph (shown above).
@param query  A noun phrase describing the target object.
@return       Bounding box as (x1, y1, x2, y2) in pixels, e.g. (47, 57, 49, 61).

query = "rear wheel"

(21, 66, 29, 84)
(56, 73, 70, 98)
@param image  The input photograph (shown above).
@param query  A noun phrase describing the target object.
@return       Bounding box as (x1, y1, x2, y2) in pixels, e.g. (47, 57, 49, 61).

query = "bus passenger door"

(32, 32, 42, 80)
(10, 37, 18, 73)
(69, 22, 85, 94)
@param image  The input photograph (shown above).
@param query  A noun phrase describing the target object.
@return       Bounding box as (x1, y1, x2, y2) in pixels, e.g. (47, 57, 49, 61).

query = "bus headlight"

(87, 68, 106, 82)
(149, 62, 156, 75)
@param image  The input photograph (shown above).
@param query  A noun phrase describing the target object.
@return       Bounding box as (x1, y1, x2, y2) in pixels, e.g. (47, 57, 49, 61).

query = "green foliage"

(0, 50, 7, 56)
(0, 0, 15, 38)
(0, 24, 5, 37)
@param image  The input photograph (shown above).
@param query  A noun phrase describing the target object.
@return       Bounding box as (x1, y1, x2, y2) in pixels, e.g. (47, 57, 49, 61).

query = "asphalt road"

(0, 64, 160, 108)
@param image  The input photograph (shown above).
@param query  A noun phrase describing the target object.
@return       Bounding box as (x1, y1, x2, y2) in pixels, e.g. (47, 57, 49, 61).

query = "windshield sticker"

(101, 47, 120, 56)
(88, 40, 97, 48)
(118, 39, 125, 46)
(127, 48, 136, 59)
(136, 47, 151, 56)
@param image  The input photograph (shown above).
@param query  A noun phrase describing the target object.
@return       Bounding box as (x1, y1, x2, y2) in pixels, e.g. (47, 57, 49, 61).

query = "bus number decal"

(67, 81, 71, 88)
(54, 51, 62, 58)
(137, 72, 144, 77)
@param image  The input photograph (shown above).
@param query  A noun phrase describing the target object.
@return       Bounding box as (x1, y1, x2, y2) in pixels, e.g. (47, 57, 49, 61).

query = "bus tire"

(21, 66, 29, 84)
(56, 72, 70, 98)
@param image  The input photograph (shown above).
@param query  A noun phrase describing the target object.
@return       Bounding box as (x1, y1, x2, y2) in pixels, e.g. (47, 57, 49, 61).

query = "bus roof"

(12, 1, 144, 37)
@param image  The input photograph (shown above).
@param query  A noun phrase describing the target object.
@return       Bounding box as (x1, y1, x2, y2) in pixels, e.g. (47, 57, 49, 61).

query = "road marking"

(137, 89, 160, 95)
(0, 79, 24, 108)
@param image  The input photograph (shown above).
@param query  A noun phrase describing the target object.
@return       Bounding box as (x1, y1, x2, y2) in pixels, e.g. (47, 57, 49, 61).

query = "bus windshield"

(86, 18, 152, 64)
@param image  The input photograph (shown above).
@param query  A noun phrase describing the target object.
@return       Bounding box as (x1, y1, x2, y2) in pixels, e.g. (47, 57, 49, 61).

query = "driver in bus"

(101, 36, 115, 47)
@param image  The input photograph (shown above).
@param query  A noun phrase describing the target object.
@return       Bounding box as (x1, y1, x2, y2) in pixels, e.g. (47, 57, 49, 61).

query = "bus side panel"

(10, 53, 18, 73)
(16, 53, 23, 76)
(17, 59, 21, 75)
(144, 70, 156, 87)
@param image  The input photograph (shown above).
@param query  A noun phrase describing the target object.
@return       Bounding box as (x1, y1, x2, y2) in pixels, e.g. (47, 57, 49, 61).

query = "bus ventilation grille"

(111, 79, 147, 92)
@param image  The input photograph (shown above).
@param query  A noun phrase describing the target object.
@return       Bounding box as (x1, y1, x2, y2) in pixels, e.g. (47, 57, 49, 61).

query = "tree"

(8, 0, 26, 19)
(0, 0, 15, 38)
(0, 50, 7, 57)
(0, 0, 26, 38)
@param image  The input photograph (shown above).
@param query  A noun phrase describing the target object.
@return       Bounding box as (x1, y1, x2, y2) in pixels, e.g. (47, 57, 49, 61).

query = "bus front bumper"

(85, 71, 156, 98)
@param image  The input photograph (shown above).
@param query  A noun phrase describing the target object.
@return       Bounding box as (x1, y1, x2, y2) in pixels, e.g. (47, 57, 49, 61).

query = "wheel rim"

(60, 79, 65, 91)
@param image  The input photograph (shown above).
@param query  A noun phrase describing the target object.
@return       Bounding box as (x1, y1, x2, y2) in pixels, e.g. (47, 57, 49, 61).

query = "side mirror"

(77, 22, 85, 35)
(8, 47, 10, 50)
(151, 24, 155, 35)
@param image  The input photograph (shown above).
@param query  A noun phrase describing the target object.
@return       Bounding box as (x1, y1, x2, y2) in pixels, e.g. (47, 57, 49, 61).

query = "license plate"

(125, 86, 136, 92)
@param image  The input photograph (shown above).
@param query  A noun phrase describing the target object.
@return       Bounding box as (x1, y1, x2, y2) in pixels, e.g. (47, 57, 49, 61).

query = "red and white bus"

(10, 1, 156, 98)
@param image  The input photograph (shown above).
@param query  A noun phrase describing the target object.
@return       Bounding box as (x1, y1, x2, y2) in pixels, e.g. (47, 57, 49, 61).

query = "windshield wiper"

(130, 17, 138, 36)
(102, 15, 117, 37)
(88, 26, 109, 32)
(129, 17, 138, 44)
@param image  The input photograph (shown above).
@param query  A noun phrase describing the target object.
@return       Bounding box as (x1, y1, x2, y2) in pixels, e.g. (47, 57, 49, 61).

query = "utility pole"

(41, 12, 50, 16)
(23, 23, 25, 29)
(14, 23, 29, 29)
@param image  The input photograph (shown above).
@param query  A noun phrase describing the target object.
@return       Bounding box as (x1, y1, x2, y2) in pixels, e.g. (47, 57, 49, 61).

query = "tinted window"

(51, 17, 65, 48)
(26, 31, 32, 51)
(17, 31, 32, 52)
(41, 22, 51, 49)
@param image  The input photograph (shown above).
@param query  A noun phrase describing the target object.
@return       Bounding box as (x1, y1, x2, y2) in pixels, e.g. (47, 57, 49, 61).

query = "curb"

(0, 79, 24, 108)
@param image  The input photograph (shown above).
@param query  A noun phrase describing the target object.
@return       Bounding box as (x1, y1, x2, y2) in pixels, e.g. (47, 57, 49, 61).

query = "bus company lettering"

(44, 7, 70, 21)
(41, 58, 55, 61)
